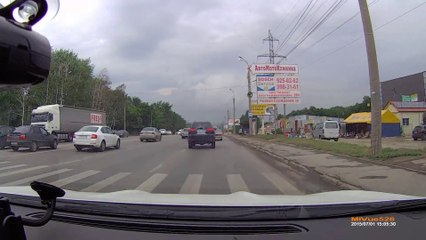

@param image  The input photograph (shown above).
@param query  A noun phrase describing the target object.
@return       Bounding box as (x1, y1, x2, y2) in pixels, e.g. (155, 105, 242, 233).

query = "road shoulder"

(227, 135, 426, 196)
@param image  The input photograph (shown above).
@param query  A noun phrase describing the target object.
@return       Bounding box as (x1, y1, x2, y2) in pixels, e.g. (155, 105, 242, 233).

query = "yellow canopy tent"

(344, 110, 400, 124)
(343, 110, 400, 137)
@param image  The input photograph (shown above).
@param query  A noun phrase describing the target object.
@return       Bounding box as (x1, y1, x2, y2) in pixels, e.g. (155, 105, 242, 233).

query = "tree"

(287, 96, 372, 119)
(0, 48, 187, 132)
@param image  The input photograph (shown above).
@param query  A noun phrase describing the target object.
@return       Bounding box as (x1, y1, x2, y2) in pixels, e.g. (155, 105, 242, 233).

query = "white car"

(73, 125, 120, 152)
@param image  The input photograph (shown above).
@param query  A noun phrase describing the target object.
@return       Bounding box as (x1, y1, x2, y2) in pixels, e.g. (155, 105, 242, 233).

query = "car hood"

(0, 187, 424, 206)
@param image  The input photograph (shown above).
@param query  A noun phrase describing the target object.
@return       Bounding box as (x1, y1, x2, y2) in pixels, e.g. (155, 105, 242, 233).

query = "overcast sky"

(30, 0, 426, 124)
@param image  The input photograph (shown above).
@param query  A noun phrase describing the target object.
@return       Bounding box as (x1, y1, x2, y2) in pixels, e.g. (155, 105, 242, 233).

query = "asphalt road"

(0, 135, 341, 194)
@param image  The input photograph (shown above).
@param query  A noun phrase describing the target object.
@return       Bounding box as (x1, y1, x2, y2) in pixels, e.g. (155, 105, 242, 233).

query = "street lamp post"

(123, 94, 127, 131)
(229, 89, 236, 134)
(238, 56, 254, 135)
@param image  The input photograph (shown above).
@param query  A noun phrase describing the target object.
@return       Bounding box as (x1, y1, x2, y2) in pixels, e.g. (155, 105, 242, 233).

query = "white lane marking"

(149, 164, 163, 173)
(262, 172, 302, 194)
(0, 166, 48, 178)
(179, 174, 203, 194)
(50, 170, 100, 187)
(51, 159, 85, 167)
(0, 164, 27, 171)
(81, 172, 131, 192)
(2, 169, 72, 186)
(227, 174, 250, 193)
(0, 161, 10, 164)
(0, 144, 75, 158)
(136, 173, 167, 192)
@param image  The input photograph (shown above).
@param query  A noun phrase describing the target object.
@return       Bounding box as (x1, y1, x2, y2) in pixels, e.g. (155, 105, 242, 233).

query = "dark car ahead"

(7, 125, 58, 152)
(0, 125, 15, 149)
(114, 130, 129, 138)
(412, 125, 426, 140)
(188, 122, 216, 149)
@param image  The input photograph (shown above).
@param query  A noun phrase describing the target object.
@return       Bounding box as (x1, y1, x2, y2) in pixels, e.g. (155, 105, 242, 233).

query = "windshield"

(1, 0, 426, 222)
(325, 122, 338, 129)
(12, 126, 30, 133)
(192, 122, 213, 129)
(78, 126, 99, 132)
(31, 112, 49, 123)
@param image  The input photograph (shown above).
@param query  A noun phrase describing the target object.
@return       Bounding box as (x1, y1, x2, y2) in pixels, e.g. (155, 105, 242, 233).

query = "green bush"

(274, 128, 283, 135)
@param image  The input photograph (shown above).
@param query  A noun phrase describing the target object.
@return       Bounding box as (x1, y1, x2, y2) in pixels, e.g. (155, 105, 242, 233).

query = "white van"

(313, 121, 340, 141)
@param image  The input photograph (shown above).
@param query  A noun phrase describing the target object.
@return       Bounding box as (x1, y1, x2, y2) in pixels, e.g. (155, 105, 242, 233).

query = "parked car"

(412, 125, 426, 140)
(187, 122, 216, 149)
(139, 127, 162, 142)
(114, 130, 129, 138)
(7, 125, 58, 152)
(159, 129, 167, 135)
(177, 129, 183, 135)
(313, 121, 340, 141)
(73, 125, 120, 152)
(166, 130, 173, 135)
(215, 128, 223, 141)
(0, 125, 14, 149)
(181, 128, 189, 139)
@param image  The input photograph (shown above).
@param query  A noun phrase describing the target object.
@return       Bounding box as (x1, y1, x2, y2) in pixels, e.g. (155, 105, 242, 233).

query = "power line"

(300, 36, 362, 70)
(291, 0, 380, 61)
(272, 0, 301, 34)
(257, 30, 286, 64)
(300, 1, 426, 70)
(283, 0, 347, 58)
(292, 0, 329, 44)
(375, 1, 426, 30)
(276, 0, 316, 53)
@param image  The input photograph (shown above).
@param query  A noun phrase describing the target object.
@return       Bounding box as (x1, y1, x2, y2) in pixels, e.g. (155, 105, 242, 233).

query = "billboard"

(401, 93, 418, 102)
(252, 64, 300, 104)
(228, 119, 240, 126)
(258, 98, 301, 104)
(250, 64, 298, 74)
(256, 75, 300, 98)
(251, 104, 275, 116)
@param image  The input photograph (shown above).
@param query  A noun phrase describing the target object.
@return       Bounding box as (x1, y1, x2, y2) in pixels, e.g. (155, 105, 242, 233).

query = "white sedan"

(73, 125, 120, 152)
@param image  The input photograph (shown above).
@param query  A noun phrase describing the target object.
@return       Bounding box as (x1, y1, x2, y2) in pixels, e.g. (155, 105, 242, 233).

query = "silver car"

(181, 128, 189, 139)
(140, 127, 162, 142)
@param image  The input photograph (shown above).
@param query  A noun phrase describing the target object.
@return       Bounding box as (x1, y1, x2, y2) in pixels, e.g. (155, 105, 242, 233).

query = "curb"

(231, 135, 426, 175)
(226, 135, 363, 191)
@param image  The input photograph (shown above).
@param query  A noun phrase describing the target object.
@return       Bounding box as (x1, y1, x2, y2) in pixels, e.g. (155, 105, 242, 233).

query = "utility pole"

(123, 95, 127, 131)
(229, 89, 236, 134)
(257, 30, 286, 132)
(227, 109, 230, 132)
(21, 88, 28, 126)
(238, 56, 254, 135)
(358, 0, 382, 155)
(257, 30, 286, 64)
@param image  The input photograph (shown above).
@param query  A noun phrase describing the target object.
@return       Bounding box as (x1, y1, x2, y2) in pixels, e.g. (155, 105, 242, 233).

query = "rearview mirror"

(0, 0, 51, 88)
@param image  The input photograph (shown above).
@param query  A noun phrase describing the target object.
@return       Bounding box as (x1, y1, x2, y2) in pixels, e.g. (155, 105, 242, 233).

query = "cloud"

(157, 88, 177, 96)
(33, 0, 426, 123)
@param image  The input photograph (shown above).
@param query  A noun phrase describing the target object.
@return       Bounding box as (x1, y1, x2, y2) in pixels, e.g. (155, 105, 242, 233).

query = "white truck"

(31, 104, 106, 141)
